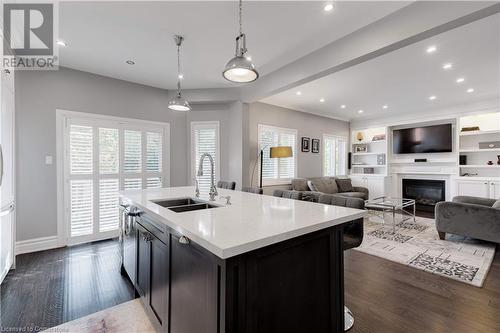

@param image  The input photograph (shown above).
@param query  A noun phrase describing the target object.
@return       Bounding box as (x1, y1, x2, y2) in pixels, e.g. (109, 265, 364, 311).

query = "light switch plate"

(45, 155, 53, 165)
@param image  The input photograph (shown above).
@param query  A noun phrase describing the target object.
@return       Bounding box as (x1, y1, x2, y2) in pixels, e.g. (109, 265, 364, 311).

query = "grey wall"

(243, 102, 350, 193)
(15, 67, 231, 241)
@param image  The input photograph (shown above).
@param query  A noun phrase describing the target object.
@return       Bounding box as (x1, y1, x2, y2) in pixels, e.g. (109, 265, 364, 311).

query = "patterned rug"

(355, 215, 496, 287)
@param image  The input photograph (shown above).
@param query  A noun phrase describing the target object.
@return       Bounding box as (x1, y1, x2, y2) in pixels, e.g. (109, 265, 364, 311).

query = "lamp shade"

(270, 146, 293, 158)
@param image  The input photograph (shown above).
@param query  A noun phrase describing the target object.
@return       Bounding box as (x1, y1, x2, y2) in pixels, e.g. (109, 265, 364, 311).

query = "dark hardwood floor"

(345, 248, 500, 333)
(0, 239, 135, 331)
(0, 238, 498, 332)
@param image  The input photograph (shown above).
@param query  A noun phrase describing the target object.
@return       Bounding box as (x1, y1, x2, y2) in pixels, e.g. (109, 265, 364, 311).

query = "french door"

(62, 112, 169, 245)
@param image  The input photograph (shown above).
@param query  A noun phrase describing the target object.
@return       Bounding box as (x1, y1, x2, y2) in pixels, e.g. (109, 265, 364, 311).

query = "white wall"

(243, 102, 350, 190)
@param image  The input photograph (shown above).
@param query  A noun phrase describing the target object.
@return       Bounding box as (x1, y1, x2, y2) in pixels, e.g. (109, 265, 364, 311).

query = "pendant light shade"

(168, 94, 190, 111)
(168, 35, 191, 111)
(222, 0, 259, 83)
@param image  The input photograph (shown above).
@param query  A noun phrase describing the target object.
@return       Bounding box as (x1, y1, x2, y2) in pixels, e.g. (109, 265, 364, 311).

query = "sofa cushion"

(493, 199, 500, 209)
(336, 178, 354, 192)
(308, 177, 339, 194)
(307, 180, 318, 191)
(338, 192, 366, 199)
(291, 178, 309, 191)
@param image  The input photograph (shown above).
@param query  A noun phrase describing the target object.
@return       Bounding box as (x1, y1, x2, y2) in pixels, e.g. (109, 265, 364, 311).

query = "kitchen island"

(120, 186, 366, 333)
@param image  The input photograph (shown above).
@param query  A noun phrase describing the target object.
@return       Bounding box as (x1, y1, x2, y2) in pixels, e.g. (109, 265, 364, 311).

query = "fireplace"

(402, 179, 445, 216)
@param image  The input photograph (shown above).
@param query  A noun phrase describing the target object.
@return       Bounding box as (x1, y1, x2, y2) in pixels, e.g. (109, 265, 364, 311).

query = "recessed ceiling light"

(340, 104, 346, 109)
(56, 40, 67, 47)
(178, 74, 184, 79)
(467, 88, 474, 93)
(320, 98, 325, 103)
(324, 3, 334, 12)
(296, 91, 302, 96)
(429, 95, 437, 100)
(426, 45, 437, 53)
(456, 77, 465, 83)
(442, 63, 452, 70)
(358, 110, 364, 114)
(126, 60, 135, 65)
(382, 105, 388, 109)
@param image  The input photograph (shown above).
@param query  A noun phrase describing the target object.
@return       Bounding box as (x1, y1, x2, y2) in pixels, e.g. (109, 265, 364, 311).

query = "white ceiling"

(58, 1, 410, 89)
(262, 13, 500, 121)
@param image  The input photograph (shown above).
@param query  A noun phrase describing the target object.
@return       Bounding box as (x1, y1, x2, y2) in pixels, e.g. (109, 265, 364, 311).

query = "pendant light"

(222, 0, 259, 83)
(168, 35, 191, 111)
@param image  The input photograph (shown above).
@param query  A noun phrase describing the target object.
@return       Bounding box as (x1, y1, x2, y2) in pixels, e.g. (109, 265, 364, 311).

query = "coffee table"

(364, 196, 416, 236)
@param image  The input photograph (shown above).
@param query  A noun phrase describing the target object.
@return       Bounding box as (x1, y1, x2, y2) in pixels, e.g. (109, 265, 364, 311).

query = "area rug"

(43, 300, 154, 333)
(354, 215, 496, 287)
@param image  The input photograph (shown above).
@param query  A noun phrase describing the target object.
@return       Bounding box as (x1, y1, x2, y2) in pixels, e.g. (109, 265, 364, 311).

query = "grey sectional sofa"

(435, 196, 500, 243)
(291, 177, 369, 200)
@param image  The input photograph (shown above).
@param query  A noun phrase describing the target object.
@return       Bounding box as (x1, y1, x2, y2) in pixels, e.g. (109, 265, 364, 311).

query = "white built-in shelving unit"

(350, 127, 388, 176)
(458, 112, 500, 179)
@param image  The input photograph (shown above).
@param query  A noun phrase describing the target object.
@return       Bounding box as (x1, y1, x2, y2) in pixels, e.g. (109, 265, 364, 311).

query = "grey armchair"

(435, 196, 500, 243)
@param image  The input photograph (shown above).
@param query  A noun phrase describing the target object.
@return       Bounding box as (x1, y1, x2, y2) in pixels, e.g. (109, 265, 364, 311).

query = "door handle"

(179, 236, 190, 244)
(0, 202, 14, 217)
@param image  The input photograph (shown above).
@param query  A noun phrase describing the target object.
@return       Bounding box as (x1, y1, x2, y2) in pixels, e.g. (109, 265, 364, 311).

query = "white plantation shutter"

(99, 128, 119, 174)
(70, 179, 93, 237)
(99, 179, 119, 232)
(70, 125, 93, 174)
(258, 125, 297, 183)
(124, 178, 142, 190)
(191, 122, 220, 194)
(124, 130, 142, 173)
(65, 114, 169, 243)
(146, 132, 162, 172)
(323, 135, 347, 176)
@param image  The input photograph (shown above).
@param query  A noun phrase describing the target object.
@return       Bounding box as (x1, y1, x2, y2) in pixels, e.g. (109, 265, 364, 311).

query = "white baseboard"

(16, 236, 62, 255)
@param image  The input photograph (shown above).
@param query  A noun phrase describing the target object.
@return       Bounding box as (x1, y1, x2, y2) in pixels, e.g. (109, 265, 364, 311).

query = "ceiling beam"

(240, 1, 500, 103)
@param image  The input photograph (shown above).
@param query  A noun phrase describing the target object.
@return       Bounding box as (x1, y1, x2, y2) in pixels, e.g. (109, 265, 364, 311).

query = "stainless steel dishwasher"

(119, 204, 141, 284)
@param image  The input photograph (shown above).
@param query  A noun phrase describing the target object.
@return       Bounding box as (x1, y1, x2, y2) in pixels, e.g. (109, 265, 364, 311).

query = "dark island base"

(132, 214, 345, 333)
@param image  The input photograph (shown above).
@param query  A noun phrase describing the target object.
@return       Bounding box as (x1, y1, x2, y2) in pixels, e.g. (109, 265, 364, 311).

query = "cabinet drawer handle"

(142, 232, 152, 242)
(179, 236, 190, 244)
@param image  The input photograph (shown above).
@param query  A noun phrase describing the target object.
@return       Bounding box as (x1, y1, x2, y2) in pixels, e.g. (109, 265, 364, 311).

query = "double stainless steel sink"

(152, 197, 220, 213)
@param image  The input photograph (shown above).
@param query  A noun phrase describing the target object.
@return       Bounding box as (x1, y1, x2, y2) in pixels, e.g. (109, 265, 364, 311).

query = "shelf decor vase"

(356, 132, 364, 142)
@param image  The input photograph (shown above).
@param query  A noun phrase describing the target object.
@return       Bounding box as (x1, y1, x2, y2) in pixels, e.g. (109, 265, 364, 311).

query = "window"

(258, 124, 297, 184)
(62, 111, 169, 244)
(191, 121, 220, 195)
(323, 134, 347, 176)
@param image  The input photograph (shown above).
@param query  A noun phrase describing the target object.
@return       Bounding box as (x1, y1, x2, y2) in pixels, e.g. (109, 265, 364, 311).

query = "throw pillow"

(336, 178, 354, 192)
(307, 180, 318, 192)
(493, 199, 500, 209)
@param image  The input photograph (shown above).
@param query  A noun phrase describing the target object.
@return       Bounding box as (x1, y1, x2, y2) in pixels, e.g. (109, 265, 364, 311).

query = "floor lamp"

(251, 146, 293, 189)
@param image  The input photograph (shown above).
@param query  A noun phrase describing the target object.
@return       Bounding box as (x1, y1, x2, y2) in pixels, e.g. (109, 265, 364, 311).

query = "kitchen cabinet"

(456, 179, 497, 198)
(136, 220, 169, 331)
(170, 234, 218, 333)
(350, 175, 387, 199)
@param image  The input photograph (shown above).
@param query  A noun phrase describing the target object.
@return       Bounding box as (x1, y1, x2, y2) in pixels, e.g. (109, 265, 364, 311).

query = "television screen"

(393, 124, 452, 154)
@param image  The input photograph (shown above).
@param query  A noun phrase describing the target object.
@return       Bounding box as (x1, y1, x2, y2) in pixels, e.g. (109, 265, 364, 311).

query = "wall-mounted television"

(393, 123, 452, 154)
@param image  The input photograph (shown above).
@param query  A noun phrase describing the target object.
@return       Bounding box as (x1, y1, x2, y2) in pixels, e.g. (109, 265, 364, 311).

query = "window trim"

(322, 133, 348, 177)
(258, 124, 298, 186)
(56, 109, 170, 246)
(190, 121, 221, 184)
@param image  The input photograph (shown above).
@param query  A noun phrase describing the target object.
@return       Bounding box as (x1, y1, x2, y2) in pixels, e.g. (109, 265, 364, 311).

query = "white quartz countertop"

(120, 186, 366, 259)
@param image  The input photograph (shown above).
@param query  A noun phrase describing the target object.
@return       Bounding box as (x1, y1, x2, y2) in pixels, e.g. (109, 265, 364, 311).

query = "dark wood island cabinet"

(130, 212, 346, 333)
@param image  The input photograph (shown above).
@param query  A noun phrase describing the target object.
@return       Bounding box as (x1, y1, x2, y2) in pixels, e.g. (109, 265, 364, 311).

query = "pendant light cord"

(239, 0, 243, 36)
(177, 43, 181, 96)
